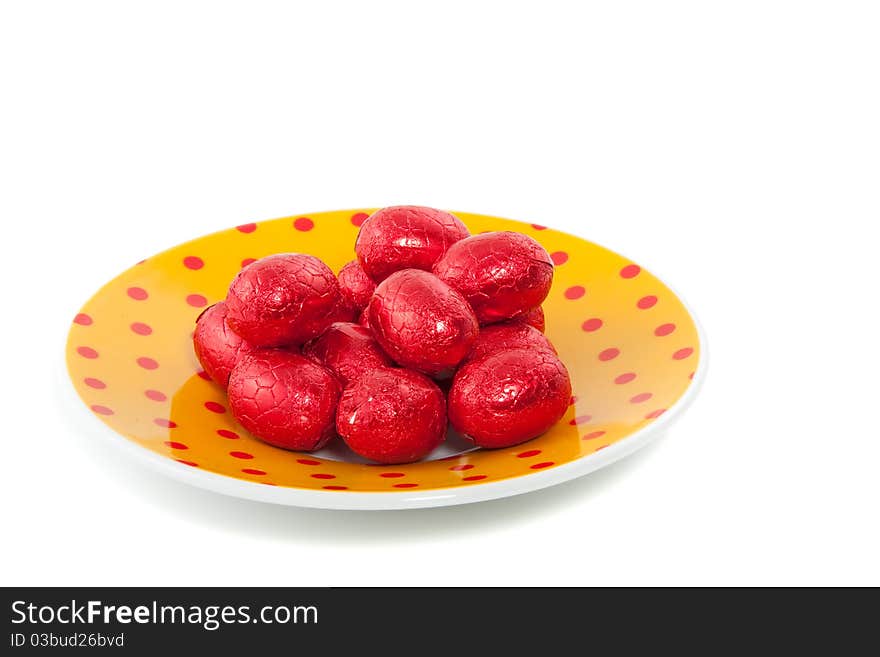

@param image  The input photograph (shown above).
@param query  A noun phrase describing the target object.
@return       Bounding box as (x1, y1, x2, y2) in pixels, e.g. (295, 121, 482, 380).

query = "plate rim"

(62, 212, 708, 510)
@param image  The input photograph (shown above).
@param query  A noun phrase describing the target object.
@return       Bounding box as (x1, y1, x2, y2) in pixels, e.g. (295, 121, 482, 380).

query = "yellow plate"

(65, 209, 705, 509)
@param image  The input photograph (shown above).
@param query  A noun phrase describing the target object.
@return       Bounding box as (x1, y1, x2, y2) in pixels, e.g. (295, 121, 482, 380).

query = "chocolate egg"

(511, 305, 545, 333)
(448, 348, 571, 448)
(336, 367, 446, 464)
(358, 306, 371, 331)
(465, 322, 555, 364)
(367, 269, 479, 377)
(225, 253, 341, 347)
(433, 231, 553, 324)
(302, 322, 393, 386)
(324, 293, 359, 324)
(337, 259, 376, 314)
(355, 205, 469, 282)
(228, 349, 341, 451)
(192, 301, 254, 388)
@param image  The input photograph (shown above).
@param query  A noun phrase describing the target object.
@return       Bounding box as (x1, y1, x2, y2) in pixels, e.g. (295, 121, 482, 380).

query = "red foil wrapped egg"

(367, 269, 479, 377)
(324, 293, 359, 324)
(337, 260, 376, 314)
(433, 231, 554, 324)
(228, 349, 341, 451)
(465, 322, 555, 364)
(336, 367, 446, 464)
(358, 306, 371, 331)
(511, 305, 545, 333)
(448, 348, 571, 449)
(302, 322, 393, 386)
(192, 301, 254, 388)
(355, 205, 469, 282)
(225, 253, 341, 347)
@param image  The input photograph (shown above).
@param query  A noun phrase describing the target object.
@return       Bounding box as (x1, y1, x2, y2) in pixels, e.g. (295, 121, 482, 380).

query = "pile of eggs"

(193, 206, 571, 464)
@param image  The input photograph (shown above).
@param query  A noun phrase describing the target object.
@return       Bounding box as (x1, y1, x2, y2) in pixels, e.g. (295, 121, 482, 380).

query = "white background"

(2, 1, 878, 586)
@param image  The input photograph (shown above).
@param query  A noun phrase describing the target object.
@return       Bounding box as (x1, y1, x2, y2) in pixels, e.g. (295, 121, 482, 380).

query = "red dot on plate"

(637, 295, 658, 310)
(186, 294, 208, 308)
(84, 377, 105, 389)
(564, 286, 585, 300)
(530, 461, 554, 470)
(463, 475, 488, 481)
(196, 370, 212, 381)
(531, 224, 548, 230)
(570, 414, 592, 425)
(137, 357, 159, 370)
(145, 389, 166, 402)
(74, 313, 93, 326)
(674, 347, 694, 360)
(242, 468, 267, 476)
(163, 440, 186, 449)
(646, 409, 667, 419)
(217, 429, 239, 439)
(351, 212, 369, 227)
(323, 485, 347, 490)
(583, 430, 606, 440)
(236, 223, 257, 233)
(620, 264, 641, 279)
(127, 287, 148, 300)
(293, 217, 314, 231)
(229, 451, 253, 460)
(311, 473, 335, 480)
(204, 401, 226, 414)
(380, 472, 405, 478)
(176, 459, 198, 467)
(91, 405, 114, 415)
(183, 256, 204, 270)
(581, 318, 603, 332)
(630, 392, 653, 404)
(517, 450, 541, 458)
(598, 348, 620, 361)
(130, 322, 152, 336)
(550, 251, 569, 265)
(614, 372, 636, 385)
(241, 258, 256, 268)
(155, 419, 178, 429)
(449, 464, 474, 471)
(77, 346, 99, 359)
(393, 483, 419, 488)
(689, 371, 695, 380)
(296, 458, 321, 466)
(655, 323, 676, 336)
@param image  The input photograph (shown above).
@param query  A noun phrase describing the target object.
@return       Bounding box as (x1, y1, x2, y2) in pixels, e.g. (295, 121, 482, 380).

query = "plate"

(65, 209, 705, 509)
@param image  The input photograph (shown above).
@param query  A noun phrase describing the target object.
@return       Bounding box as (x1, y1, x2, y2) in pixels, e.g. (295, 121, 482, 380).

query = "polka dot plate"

(65, 209, 705, 510)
